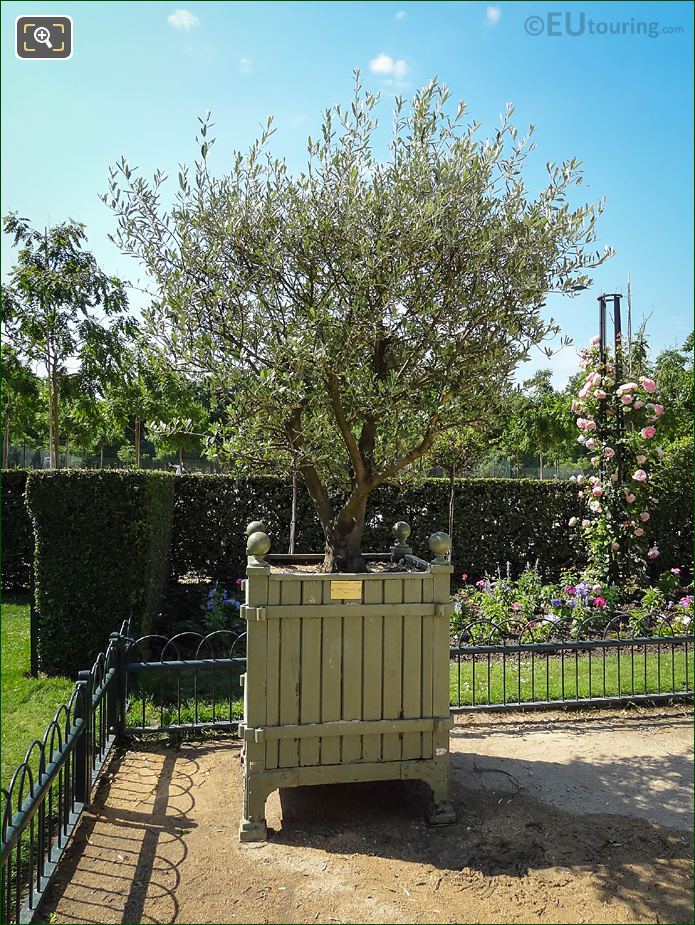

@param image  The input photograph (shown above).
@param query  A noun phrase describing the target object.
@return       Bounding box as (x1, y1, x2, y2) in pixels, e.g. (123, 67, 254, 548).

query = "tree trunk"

(539, 451, 543, 480)
(288, 469, 298, 554)
(135, 415, 141, 468)
(448, 466, 456, 559)
(321, 493, 369, 573)
(100, 445, 104, 468)
(50, 369, 60, 470)
(64, 434, 70, 469)
(2, 411, 9, 468)
(179, 445, 184, 468)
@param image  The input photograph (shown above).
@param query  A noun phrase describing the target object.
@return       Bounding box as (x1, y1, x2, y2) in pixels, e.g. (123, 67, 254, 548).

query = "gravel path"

(40, 706, 693, 924)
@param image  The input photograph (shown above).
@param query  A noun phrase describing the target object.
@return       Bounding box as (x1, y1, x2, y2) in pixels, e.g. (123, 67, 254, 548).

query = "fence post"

(107, 632, 126, 739)
(74, 670, 93, 807)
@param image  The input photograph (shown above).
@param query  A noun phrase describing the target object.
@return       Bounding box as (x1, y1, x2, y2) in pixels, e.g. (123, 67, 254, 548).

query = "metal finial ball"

(246, 521, 265, 537)
(247, 531, 271, 558)
(428, 531, 451, 558)
(392, 521, 411, 544)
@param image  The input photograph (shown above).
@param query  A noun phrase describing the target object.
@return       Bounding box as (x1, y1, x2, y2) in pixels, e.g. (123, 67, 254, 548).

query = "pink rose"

(585, 420, 596, 431)
(647, 547, 660, 559)
(640, 377, 656, 393)
(636, 455, 647, 465)
(578, 385, 590, 399)
(568, 517, 578, 527)
(632, 470, 647, 483)
(639, 512, 650, 522)
(591, 457, 599, 467)
(611, 542, 620, 551)
(634, 527, 644, 537)
(641, 426, 656, 439)
(594, 389, 607, 400)
(626, 493, 636, 503)
(571, 400, 582, 413)
(671, 568, 681, 575)
(592, 584, 602, 594)
(617, 382, 638, 394)
(589, 501, 602, 513)
(621, 394, 633, 405)
(577, 435, 586, 444)
(590, 335, 601, 346)
(585, 438, 596, 449)
(633, 399, 643, 409)
(581, 519, 590, 527)
(592, 486, 603, 497)
(603, 446, 615, 459)
(654, 404, 664, 416)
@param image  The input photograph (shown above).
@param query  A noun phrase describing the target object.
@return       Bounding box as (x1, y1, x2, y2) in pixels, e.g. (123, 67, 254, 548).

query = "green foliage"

(25, 470, 174, 677)
(105, 77, 611, 563)
(1, 470, 32, 590)
(170, 474, 585, 580)
(649, 436, 693, 575)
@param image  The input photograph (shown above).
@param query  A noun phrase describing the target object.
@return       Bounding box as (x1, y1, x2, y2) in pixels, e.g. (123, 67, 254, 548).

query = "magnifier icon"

(33, 26, 53, 49)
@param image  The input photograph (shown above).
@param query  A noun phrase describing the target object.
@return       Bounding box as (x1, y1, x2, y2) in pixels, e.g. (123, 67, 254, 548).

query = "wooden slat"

(402, 576, 423, 759)
(278, 579, 301, 768)
(299, 580, 322, 766)
(264, 581, 281, 769)
(249, 602, 449, 619)
(420, 576, 434, 759)
(320, 578, 342, 765)
(381, 579, 403, 762)
(361, 580, 383, 762)
(247, 716, 449, 741)
(341, 608, 362, 763)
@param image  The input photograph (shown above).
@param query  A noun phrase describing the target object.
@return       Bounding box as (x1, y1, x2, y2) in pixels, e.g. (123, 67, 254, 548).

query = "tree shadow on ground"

(274, 745, 692, 924)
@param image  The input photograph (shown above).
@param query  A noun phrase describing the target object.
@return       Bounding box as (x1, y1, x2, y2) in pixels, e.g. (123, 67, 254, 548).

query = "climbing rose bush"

(571, 340, 665, 582)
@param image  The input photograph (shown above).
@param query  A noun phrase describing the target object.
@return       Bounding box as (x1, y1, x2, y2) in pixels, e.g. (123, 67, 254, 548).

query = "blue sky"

(2, 0, 692, 385)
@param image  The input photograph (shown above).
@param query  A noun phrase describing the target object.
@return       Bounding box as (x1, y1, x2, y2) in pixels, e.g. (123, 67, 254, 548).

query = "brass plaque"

(330, 580, 362, 600)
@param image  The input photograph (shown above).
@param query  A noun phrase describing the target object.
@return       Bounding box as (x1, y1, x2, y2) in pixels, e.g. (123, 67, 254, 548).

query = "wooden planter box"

(238, 522, 456, 841)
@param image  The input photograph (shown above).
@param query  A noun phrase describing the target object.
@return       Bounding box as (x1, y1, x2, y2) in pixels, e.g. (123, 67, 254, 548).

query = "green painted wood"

(341, 609, 363, 763)
(264, 580, 281, 769)
(246, 601, 451, 619)
(320, 578, 342, 765)
(299, 579, 322, 766)
(245, 715, 451, 741)
(361, 580, 383, 762)
(420, 575, 434, 760)
(381, 578, 403, 762)
(402, 576, 424, 760)
(278, 579, 301, 768)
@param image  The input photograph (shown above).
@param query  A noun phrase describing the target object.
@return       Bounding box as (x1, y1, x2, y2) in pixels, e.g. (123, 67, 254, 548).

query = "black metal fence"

(450, 614, 693, 711)
(0, 622, 246, 924)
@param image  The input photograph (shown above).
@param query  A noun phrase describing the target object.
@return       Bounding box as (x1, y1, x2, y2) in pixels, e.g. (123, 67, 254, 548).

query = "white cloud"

(486, 6, 502, 25)
(167, 9, 200, 31)
(239, 56, 252, 74)
(394, 10, 406, 20)
(369, 53, 408, 80)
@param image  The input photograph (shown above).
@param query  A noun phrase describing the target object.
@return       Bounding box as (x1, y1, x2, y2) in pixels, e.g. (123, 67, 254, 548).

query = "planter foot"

(426, 800, 457, 826)
(239, 818, 268, 842)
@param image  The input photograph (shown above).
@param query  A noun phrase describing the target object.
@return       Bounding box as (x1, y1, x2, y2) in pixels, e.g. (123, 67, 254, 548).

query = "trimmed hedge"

(1, 470, 32, 590)
(649, 436, 693, 575)
(26, 470, 174, 677)
(170, 475, 585, 581)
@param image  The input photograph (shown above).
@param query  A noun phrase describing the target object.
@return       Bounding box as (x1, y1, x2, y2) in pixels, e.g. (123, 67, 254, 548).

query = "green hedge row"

(170, 474, 585, 580)
(26, 471, 174, 677)
(1, 469, 32, 590)
(649, 437, 693, 574)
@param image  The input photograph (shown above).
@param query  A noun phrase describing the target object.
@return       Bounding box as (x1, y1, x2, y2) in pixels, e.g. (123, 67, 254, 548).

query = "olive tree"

(105, 77, 611, 571)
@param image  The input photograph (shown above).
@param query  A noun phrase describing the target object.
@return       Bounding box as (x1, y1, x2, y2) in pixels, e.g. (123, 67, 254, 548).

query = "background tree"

(1, 345, 43, 467)
(1, 216, 129, 468)
(105, 77, 612, 570)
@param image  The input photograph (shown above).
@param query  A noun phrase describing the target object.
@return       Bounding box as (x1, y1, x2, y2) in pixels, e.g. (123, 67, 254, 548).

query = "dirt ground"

(41, 706, 693, 925)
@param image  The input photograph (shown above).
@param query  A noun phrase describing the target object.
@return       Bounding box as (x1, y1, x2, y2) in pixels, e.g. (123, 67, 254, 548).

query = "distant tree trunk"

(178, 445, 184, 468)
(448, 465, 456, 559)
(64, 434, 70, 469)
(288, 468, 299, 554)
(50, 366, 60, 470)
(100, 445, 104, 468)
(2, 410, 9, 468)
(539, 450, 544, 480)
(134, 415, 141, 467)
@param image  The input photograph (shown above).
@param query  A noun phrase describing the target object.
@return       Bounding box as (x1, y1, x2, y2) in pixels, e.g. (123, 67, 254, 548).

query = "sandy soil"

(40, 706, 693, 925)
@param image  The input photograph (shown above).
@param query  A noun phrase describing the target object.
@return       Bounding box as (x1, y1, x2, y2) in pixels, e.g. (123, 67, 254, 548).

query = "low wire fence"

(449, 614, 693, 711)
(3, 611, 692, 922)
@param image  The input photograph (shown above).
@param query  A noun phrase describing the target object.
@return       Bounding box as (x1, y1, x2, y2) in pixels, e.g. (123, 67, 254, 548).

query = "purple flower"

(550, 598, 562, 608)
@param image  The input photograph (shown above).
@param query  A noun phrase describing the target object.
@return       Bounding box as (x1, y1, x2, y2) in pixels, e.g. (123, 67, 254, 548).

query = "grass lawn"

(450, 647, 693, 707)
(1, 601, 74, 787)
